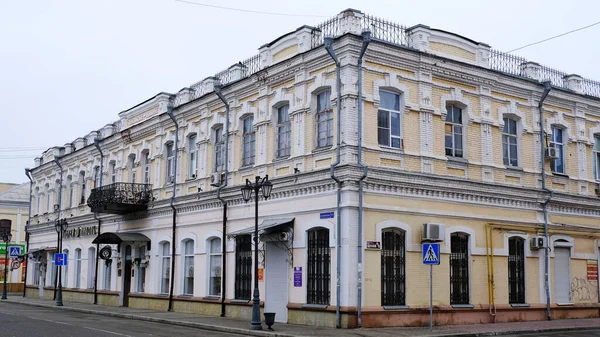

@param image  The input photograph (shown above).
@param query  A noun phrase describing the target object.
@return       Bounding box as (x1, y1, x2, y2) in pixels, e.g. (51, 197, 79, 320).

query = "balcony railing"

(87, 182, 153, 215)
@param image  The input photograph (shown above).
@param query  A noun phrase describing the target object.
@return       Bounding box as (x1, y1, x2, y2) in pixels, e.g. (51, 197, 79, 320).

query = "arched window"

(74, 248, 82, 288)
(234, 235, 251, 300)
(87, 247, 96, 289)
(445, 105, 464, 158)
(242, 117, 255, 166)
(62, 249, 69, 288)
(508, 237, 525, 304)
(381, 228, 405, 306)
(165, 143, 174, 183)
(208, 238, 222, 297)
(160, 242, 171, 294)
(307, 227, 330, 305)
(182, 240, 194, 295)
(450, 232, 469, 305)
(502, 117, 519, 167)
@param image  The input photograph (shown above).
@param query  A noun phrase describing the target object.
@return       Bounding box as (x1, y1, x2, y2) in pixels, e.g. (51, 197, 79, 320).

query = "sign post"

(422, 243, 440, 330)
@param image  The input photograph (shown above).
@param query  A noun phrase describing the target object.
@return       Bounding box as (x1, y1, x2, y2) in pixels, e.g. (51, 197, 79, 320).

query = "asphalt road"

(0, 302, 246, 337)
(505, 330, 600, 337)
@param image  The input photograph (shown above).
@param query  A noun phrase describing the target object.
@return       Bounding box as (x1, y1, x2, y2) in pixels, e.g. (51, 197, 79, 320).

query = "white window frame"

(62, 249, 69, 288)
(316, 90, 333, 148)
(136, 246, 146, 293)
(79, 172, 86, 205)
(109, 161, 116, 184)
(66, 176, 73, 209)
(207, 237, 222, 297)
(551, 127, 566, 174)
(166, 143, 174, 183)
(103, 259, 112, 290)
(242, 117, 255, 166)
(127, 155, 136, 183)
(188, 136, 198, 179)
(445, 105, 464, 158)
(277, 105, 291, 157)
(182, 240, 194, 295)
(377, 90, 402, 149)
(143, 151, 151, 184)
(160, 242, 171, 294)
(74, 248, 82, 288)
(594, 136, 600, 180)
(93, 166, 100, 188)
(214, 127, 224, 172)
(502, 117, 519, 167)
(87, 247, 95, 289)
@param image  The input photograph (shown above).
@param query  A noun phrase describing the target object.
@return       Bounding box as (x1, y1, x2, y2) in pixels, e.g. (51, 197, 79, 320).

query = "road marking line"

(25, 316, 72, 325)
(83, 326, 133, 337)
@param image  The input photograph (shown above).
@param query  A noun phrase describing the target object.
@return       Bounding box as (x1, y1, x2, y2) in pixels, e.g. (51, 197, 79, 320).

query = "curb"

(4, 299, 600, 337)
(3, 299, 305, 337)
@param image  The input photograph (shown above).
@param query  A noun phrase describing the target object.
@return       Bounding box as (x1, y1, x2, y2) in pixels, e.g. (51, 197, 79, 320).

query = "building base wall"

(0, 283, 24, 293)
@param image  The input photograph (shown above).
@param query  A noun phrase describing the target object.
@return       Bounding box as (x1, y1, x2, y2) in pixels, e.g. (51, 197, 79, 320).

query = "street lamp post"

(1, 232, 12, 300)
(54, 218, 68, 306)
(240, 175, 273, 331)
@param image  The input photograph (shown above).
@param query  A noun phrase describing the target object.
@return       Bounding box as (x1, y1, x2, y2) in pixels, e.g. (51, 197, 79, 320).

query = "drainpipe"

(93, 139, 104, 304)
(356, 30, 371, 328)
(53, 158, 64, 301)
(166, 97, 179, 312)
(324, 36, 343, 329)
(23, 168, 33, 297)
(214, 84, 230, 317)
(538, 80, 552, 321)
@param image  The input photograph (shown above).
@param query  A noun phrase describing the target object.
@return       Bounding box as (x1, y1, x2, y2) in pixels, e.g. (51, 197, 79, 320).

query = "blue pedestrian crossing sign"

(8, 246, 21, 258)
(422, 243, 440, 265)
(55, 253, 68, 266)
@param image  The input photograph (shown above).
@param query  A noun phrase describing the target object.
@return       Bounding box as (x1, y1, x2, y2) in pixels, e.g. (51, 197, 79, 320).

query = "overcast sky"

(2, 0, 599, 184)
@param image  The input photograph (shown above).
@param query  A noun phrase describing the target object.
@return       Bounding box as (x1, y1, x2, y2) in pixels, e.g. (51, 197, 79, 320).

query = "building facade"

(25, 9, 600, 328)
(0, 183, 29, 291)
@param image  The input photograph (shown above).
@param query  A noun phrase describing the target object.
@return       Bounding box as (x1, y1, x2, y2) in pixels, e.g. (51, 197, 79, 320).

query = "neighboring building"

(0, 182, 29, 290)
(25, 9, 600, 328)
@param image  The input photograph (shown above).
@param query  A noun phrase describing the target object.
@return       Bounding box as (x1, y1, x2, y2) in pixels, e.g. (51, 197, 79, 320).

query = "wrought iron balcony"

(87, 183, 153, 215)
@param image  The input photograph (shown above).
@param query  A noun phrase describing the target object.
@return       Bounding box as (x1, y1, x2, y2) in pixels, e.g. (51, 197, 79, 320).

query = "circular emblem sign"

(10, 260, 20, 270)
(99, 246, 112, 260)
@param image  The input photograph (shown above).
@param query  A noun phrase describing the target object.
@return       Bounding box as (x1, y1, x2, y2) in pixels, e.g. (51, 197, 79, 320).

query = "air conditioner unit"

(545, 143, 559, 160)
(210, 172, 223, 187)
(422, 223, 445, 242)
(260, 232, 290, 243)
(530, 236, 545, 250)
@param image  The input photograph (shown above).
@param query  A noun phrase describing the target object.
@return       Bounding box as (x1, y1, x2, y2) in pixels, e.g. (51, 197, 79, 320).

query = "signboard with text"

(294, 267, 302, 287)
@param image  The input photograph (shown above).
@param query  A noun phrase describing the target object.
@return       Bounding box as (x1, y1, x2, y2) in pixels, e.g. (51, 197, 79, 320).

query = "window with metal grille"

(234, 235, 252, 300)
(277, 105, 291, 157)
(450, 232, 469, 305)
(316, 91, 333, 148)
(502, 117, 518, 167)
(508, 237, 525, 304)
(242, 117, 255, 166)
(381, 228, 406, 306)
(445, 105, 463, 157)
(307, 228, 330, 305)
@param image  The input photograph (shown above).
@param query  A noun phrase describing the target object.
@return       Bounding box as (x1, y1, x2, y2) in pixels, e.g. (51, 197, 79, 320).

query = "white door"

(554, 247, 571, 303)
(265, 242, 288, 323)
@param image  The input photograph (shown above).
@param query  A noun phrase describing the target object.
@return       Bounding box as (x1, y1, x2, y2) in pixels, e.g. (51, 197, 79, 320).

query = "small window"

(381, 228, 406, 306)
(551, 127, 565, 174)
(127, 155, 136, 183)
(160, 242, 171, 294)
(183, 240, 194, 295)
(242, 117, 255, 166)
(166, 143, 174, 183)
(79, 172, 86, 205)
(445, 105, 463, 158)
(188, 136, 198, 179)
(234, 235, 251, 300)
(377, 91, 402, 148)
(307, 228, 330, 305)
(62, 249, 69, 288)
(215, 127, 224, 172)
(508, 237, 525, 304)
(593, 137, 600, 180)
(208, 238, 222, 297)
(74, 248, 82, 288)
(93, 166, 100, 188)
(109, 161, 116, 184)
(316, 91, 333, 148)
(502, 118, 518, 167)
(450, 232, 469, 305)
(277, 105, 291, 157)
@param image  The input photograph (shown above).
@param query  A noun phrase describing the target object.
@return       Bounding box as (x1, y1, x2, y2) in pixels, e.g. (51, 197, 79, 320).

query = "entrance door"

(123, 245, 132, 307)
(554, 247, 571, 303)
(265, 242, 289, 323)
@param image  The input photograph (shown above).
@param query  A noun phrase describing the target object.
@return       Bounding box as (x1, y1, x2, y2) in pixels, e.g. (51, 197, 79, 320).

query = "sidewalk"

(2, 294, 600, 337)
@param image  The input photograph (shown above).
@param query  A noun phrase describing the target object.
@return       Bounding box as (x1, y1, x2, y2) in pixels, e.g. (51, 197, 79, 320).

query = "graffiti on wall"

(571, 277, 598, 302)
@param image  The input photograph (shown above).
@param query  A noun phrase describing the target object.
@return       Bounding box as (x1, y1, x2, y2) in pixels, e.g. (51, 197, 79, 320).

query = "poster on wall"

(0, 258, 5, 282)
(21, 259, 26, 282)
